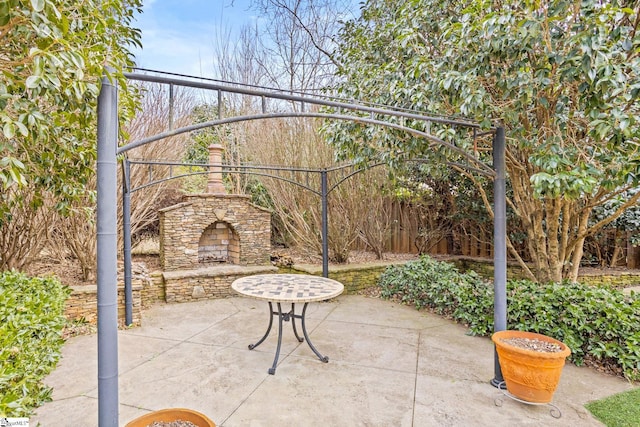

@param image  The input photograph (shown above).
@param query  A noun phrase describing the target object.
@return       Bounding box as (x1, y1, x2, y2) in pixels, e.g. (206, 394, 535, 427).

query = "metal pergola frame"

(96, 70, 507, 426)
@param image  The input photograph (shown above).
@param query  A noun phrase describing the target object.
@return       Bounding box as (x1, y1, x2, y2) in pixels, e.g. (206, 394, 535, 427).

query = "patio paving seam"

(284, 353, 420, 375)
(321, 317, 452, 334)
(216, 365, 280, 425)
(411, 329, 422, 427)
(117, 304, 247, 375)
(117, 337, 229, 381)
(118, 334, 185, 376)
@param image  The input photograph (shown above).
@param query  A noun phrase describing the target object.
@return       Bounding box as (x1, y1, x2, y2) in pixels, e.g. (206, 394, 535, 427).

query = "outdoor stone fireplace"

(157, 144, 277, 302)
(198, 220, 240, 264)
(159, 194, 270, 271)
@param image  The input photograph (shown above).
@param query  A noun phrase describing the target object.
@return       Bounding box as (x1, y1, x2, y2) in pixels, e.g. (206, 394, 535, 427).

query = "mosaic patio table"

(231, 273, 344, 374)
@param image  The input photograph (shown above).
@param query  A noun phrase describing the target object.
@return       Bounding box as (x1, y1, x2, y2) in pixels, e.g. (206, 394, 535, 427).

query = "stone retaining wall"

(143, 271, 166, 308)
(65, 282, 143, 326)
(577, 273, 640, 288)
(162, 265, 278, 303)
(64, 262, 154, 326)
(65, 256, 640, 326)
(281, 261, 411, 293)
(447, 256, 528, 280)
(448, 256, 640, 288)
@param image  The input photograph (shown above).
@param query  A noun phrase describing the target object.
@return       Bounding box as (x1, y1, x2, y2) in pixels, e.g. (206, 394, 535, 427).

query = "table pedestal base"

(248, 302, 329, 374)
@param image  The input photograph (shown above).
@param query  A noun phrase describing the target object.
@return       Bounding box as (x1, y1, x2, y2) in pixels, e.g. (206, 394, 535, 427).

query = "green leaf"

(3, 122, 15, 139)
(30, 0, 45, 12)
(0, 271, 70, 416)
(0, 0, 9, 26)
(15, 122, 28, 137)
(0, 0, 143, 229)
(25, 76, 41, 89)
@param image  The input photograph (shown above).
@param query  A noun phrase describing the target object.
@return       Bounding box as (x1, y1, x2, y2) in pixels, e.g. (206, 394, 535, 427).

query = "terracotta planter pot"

(125, 408, 216, 427)
(492, 330, 571, 404)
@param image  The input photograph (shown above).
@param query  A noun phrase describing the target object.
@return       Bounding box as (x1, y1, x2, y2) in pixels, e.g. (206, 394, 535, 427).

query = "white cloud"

(132, 1, 222, 78)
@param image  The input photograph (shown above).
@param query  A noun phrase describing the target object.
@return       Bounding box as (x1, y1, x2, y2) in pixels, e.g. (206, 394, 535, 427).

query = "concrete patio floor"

(31, 295, 635, 426)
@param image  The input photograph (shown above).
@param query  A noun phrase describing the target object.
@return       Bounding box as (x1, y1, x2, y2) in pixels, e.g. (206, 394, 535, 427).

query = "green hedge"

(0, 271, 70, 417)
(379, 255, 640, 381)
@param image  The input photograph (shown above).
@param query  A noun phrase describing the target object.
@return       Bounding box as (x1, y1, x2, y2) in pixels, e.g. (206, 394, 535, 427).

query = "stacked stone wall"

(141, 271, 166, 308)
(449, 257, 528, 280)
(64, 262, 154, 326)
(64, 256, 640, 327)
(281, 261, 411, 293)
(286, 257, 640, 293)
(65, 282, 142, 326)
(450, 256, 640, 288)
(162, 265, 278, 303)
(577, 273, 640, 288)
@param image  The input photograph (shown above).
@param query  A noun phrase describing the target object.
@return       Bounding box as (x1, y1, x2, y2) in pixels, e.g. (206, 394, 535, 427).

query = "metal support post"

(123, 159, 133, 326)
(97, 70, 120, 426)
(491, 126, 507, 388)
(321, 170, 329, 278)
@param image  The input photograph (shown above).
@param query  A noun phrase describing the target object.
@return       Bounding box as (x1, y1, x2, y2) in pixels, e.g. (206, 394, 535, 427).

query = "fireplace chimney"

(207, 144, 226, 194)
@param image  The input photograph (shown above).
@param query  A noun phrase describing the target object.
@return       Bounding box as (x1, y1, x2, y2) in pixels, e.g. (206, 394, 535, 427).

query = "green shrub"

(0, 271, 70, 417)
(379, 255, 494, 335)
(378, 255, 640, 381)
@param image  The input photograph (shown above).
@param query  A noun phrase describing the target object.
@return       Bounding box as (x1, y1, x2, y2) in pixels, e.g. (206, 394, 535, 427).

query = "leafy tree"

(0, 0, 142, 269)
(326, 0, 640, 282)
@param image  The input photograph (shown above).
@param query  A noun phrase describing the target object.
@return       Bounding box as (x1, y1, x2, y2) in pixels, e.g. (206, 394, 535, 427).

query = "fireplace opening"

(198, 221, 240, 264)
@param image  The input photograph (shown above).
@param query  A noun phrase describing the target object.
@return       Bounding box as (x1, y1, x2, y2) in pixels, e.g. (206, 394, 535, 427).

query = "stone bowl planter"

(125, 408, 216, 427)
(492, 330, 571, 404)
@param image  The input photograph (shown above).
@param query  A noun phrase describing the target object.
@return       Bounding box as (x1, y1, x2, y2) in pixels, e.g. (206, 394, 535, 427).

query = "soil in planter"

(500, 337, 563, 353)
(147, 421, 197, 427)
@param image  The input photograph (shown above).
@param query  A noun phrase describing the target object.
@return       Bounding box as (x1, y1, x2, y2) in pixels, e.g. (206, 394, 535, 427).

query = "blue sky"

(132, 0, 257, 78)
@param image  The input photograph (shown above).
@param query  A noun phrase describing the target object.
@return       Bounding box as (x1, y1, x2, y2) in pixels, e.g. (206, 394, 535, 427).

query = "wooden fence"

(355, 200, 493, 258)
(355, 201, 639, 269)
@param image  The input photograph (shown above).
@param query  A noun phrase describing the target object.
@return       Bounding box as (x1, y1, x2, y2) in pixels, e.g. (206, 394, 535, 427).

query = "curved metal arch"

(229, 170, 324, 196)
(124, 71, 481, 129)
(406, 158, 496, 178)
(126, 153, 495, 200)
(326, 158, 497, 196)
(126, 158, 370, 195)
(325, 162, 385, 194)
(129, 158, 330, 173)
(127, 159, 390, 197)
(118, 112, 494, 176)
(131, 168, 327, 196)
